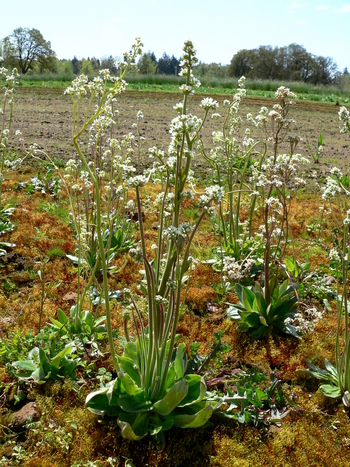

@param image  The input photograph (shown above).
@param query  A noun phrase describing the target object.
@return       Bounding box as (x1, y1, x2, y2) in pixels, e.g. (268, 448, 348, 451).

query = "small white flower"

(329, 248, 341, 262)
(200, 97, 219, 111)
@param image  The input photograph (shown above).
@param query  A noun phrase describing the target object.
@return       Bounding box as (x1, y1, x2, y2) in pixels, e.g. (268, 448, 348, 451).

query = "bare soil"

(9, 88, 350, 178)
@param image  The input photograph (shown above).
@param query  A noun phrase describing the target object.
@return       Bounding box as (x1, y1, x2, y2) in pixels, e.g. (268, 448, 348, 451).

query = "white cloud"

(297, 19, 307, 23)
(288, 1, 306, 11)
(316, 5, 330, 10)
(334, 4, 350, 13)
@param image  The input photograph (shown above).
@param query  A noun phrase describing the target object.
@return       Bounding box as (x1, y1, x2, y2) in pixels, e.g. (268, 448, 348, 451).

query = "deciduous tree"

(3, 27, 56, 74)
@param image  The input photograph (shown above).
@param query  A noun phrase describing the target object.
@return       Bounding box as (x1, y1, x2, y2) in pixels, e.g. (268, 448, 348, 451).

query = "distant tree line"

(228, 44, 340, 85)
(137, 52, 180, 75)
(1, 28, 349, 87)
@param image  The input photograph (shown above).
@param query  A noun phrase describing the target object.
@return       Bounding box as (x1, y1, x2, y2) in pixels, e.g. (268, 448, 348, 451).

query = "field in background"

(7, 87, 350, 180)
(15, 73, 350, 105)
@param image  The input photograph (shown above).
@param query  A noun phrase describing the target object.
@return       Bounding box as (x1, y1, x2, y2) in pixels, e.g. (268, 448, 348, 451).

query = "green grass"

(47, 246, 66, 259)
(12, 73, 350, 104)
(36, 201, 70, 223)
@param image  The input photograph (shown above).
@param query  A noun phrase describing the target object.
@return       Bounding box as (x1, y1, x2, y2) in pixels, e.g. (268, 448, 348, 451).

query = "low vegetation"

(0, 39, 350, 466)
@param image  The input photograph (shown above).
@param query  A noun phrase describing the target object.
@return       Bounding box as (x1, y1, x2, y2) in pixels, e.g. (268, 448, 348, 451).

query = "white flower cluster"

(212, 131, 224, 145)
(129, 246, 142, 261)
(329, 248, 341, 262)
(163, 223, 193, 241)
(322, 176, 341, 201)
(80, 170, 92, 189)
(4, 157, 24, 171)
(275, 86, 296, 103)
(148, 146, 165, 160)
(269, 107, 284, 123)
(285, 306, 324, 334)
(206, 185, 225, 204)
(128, 174, 147, 188)
(255, 106, 269, 127)
(243, 128, 255, 148)
(170, 114, 202, 137)
(115, 156, 136, 179)
(116, 37, 143, 71)
(65, 73, 127, 99)
(253, 154, 309, 191)
(238, 76, 246, 88)
(222, 256, 256, 283)
(89, 106, 115, 136)
(257, 223, 282, 240)
(330, 166, 343, 178)
(0, 67, 19, 93)
(76, 217, 92, 251)
(178, 222, 193, 237)
(230, 79, 246, 115)
(155, 295, 168, 306)
(200, 97, 219, 112)
(339, 106, 350, 135)
(266, 197, 283, 214)
(181, 40, 199, 67)
(343, 209, 350, 226)
(64, 159, 79, 180)
(173, 102, 183, 113)
(168, 114, 202, 155)
(0, 129, 9, 148)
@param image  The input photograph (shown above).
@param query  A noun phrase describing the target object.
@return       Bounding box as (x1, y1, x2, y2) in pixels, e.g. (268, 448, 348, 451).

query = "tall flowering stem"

(0, 63, 19, 208)
(65, 38, 143, 371)
(257, 88, 307, 305)
(130, 41, 223, 400)
(327, 107, 350, 398)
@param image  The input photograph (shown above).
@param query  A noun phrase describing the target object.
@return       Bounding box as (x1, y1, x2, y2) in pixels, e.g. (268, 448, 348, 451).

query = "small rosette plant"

(86, 342, 216, 440)
(227, 279, 300, 339)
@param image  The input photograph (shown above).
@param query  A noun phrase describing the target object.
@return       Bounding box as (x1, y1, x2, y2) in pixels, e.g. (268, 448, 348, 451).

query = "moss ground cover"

(0, 164, 349, 465)
(1, 49, 350, 464)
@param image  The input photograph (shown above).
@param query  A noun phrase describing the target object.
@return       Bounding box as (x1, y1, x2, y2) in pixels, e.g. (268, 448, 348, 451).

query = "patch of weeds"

(182, 206, 200, 220)
(25, 266, 39, 280)
(0, 330, 35, 378)
(2, 278, 17, 294)
(340, 174, 350, 188)
(0, 205, 15, 236)
(301, 244, 326, 261)
(5, 198, 18, 208)
(47, 246, 66, 259)
(37, 201, 70, 223)
(296, 187, 306, 199)
(222, 369, 298, 427)
(191, 242, 214, 262)
(299, 270, 336, 302)
(188, 330, 231, 374)
(50, 156, 66, 169)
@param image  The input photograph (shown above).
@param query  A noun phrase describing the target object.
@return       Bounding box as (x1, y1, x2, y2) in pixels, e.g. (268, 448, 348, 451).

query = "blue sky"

(1, 0, 349, 71)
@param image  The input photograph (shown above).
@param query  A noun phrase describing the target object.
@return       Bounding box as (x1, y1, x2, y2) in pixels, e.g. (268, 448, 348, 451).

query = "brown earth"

(8, 88, 350, 179)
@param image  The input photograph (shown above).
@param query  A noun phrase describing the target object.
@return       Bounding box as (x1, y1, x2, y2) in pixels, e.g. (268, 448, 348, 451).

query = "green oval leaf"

(153, 379, 188, 416)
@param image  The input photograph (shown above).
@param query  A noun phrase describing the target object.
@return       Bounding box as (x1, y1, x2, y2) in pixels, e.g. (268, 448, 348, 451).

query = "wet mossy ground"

(0, 168, 350, 466)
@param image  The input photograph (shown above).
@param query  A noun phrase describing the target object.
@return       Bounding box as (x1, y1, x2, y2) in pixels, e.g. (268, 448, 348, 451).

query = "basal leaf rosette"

(227, 279, 300, 339)
(86, 342, 216, 440)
